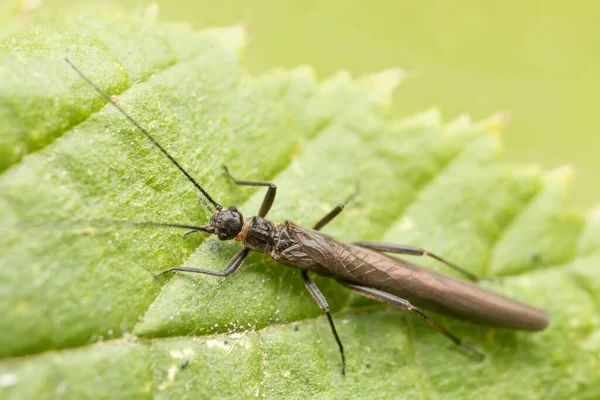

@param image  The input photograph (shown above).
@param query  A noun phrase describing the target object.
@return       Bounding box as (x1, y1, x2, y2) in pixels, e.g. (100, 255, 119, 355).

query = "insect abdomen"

(338, 243, 549, 330)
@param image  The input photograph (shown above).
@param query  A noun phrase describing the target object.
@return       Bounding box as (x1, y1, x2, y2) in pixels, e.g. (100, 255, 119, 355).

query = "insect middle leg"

(223, 165, 276, 218)
(301, 270, 346, 375)
(337, 280, 484, 360)
(352, 241, 482, 281)
(155, 247, 250, 277)
(313, 183, 359, 231)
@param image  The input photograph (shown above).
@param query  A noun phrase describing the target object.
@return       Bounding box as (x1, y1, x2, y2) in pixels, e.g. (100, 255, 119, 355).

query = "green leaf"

(1, 7, 599, 399)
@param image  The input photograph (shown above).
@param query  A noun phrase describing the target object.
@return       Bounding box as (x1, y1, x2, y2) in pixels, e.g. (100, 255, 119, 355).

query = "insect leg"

(155, 247, 250, 277)
(223, 165, 276, 218)
(301, 270, 346, 375)
(352, 241, 482, 281)
(337, 280, 484, 360)
(313, 182, 359, 231)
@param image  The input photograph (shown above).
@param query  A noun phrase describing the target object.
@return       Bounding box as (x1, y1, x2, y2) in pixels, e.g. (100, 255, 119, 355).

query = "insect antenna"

(65, 58, 222, 212)
(121, 220, 215, 235)
(63, 219, 216, 235)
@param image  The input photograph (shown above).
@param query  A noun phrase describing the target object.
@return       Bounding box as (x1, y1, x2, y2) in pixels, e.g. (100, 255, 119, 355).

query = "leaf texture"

(1, 6, 599, 399)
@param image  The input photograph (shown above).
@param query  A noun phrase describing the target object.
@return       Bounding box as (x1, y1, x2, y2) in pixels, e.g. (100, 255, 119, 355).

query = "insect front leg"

(313, 182, 359, 231)
(301, 270, 346, 375)
(337, 280, 484, 360)
(352, 241, 483, 281)
(223, 165, 276, 218)
(155, 247, 250, 277)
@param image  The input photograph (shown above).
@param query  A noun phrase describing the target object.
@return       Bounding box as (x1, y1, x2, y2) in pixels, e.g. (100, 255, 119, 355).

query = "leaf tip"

(543, 165, 576, 188)
(359, 68, 405, 107)
(590, 204, 600, 218)
(540, 165, 576, 205)
(142, 2, 160, 22)
(484, 110, 512, 135)
(393, 108, 441, 129)
(578, 203, 600, 255)
(444, 113, 473, 134)
(201, 25, 248, 56)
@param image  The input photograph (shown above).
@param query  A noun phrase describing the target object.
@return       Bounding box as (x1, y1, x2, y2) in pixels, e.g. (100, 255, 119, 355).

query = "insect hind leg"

(352, 241, 483, 282)
(337, 280, 484, 360)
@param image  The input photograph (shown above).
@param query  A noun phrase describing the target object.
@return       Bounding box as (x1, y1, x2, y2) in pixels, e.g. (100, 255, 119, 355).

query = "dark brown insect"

(66, 59, 550, 375)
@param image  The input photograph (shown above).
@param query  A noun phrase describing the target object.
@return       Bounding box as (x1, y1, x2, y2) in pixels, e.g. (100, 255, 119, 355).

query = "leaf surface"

(1, 7, 599, 399)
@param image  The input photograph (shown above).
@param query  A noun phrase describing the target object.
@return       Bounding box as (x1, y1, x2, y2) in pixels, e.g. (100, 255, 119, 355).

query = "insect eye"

(228, 206, 238, 212)
(218, 232, 228, 241)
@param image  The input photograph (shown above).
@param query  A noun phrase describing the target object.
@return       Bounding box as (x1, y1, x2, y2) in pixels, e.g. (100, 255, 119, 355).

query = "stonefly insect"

(66, 58, 550, 375)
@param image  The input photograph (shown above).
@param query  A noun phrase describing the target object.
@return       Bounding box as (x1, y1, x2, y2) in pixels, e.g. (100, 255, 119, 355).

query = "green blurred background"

(6, 0, 600, 207)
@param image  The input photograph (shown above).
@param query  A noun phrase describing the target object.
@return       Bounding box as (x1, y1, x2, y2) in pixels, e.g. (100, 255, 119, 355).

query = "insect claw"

(183, 229, 199, 237)
(154, 268, 174, 278)
(464, 343, 485, 361)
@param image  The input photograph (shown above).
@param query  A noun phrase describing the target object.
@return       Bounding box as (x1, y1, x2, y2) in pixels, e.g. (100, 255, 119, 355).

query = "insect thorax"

(239, 216, 276, 253)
